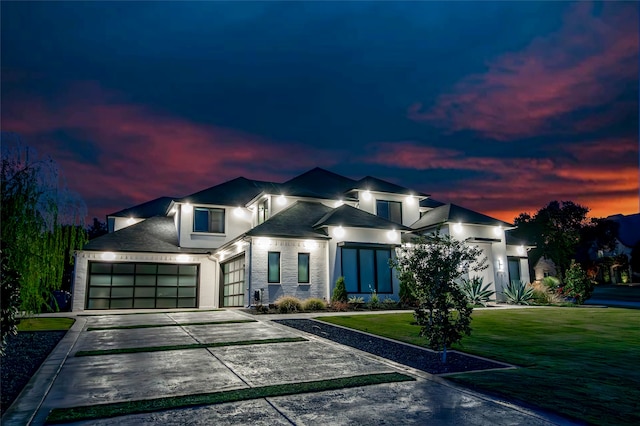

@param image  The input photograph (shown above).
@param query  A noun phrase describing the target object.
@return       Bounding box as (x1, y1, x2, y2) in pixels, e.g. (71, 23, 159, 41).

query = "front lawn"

(17, 317, 75, 331)
(319, 308, 640, 425)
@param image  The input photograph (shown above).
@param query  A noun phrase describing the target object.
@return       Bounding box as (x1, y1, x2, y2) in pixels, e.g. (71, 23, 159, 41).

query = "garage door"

(86, 262, 199, 309)
(221, 255, 245, 307)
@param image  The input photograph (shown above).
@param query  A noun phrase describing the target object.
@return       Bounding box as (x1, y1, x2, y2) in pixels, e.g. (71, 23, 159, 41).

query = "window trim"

(340, 246, 393, 294)
(193, 207, 226, 234)
(267, 251, 280, 283)
(298, 252, 310, 283)
(375, 199, 403, 224)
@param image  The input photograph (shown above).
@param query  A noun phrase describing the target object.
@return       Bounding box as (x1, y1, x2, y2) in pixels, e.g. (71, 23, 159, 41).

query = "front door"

(508, 257, 521, 285)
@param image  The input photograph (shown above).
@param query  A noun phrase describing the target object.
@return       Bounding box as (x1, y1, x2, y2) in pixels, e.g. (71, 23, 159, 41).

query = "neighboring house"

(72, 168, 531, 311)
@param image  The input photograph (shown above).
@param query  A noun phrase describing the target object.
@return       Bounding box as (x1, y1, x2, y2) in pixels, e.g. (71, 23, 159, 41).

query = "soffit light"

(453, 222, 463, 233)
(102, 252, 116, 261)
(517, 245, 526, 256)
(234, 207, 244, 217)
(126, 217, 135, 225)
(334, 200, 344, 208)
(493, 225, 502, 236)
(183, 202, 193, 212)
(406, 195, 415, 205)
(387, 230, 398, 241)
(256, 238, 271, 248)
(304, 240, 318, 250)
(362, 190, 372, 201)
(176, 254, 189, 263)
(277, 195, 287, 206)
(333, 226, 345, 238)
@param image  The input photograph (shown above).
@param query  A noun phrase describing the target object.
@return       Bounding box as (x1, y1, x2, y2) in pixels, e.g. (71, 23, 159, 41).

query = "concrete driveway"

(3, 310, 575, 425)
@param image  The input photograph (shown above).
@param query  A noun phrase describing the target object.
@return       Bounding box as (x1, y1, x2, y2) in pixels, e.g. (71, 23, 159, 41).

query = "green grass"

(17, 318, 75, 331)
(75, 337, 308, 356)
(45, 372, 414, 424)
(319, 308, 640, 426)
(86, 319, 256, 331)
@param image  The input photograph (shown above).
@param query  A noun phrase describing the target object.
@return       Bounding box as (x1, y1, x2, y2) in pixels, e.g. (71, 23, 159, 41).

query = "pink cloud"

(409, 2, 639, 140)
(363, 139, 638, 222)
(2, 81, 342, 219)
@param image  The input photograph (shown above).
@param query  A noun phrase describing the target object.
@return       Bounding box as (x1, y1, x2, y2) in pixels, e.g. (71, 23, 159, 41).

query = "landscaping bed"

(1, 331, 67, 415)
(275, 319, 509, 375)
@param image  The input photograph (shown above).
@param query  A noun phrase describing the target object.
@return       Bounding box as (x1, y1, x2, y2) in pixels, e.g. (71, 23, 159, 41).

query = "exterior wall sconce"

(497, 259, 504, 272)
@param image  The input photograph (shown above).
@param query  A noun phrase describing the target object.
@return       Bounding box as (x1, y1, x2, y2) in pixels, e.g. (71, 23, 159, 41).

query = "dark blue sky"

(2, 1, 638, 221)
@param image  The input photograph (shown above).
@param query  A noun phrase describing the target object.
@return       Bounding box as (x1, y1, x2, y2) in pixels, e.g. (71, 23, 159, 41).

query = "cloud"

(363, 139, 638, 222)
(2, 81, 341, 219)
(409, 2, 639, 140)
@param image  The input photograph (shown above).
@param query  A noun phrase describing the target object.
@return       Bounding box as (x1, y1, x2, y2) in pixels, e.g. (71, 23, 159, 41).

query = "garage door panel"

(86, 262, 198, 310)
(221, 255, 245, 307)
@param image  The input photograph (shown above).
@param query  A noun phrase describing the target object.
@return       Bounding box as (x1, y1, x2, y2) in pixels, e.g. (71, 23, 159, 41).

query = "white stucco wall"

(72, 250, 218, 312)
(249, 237, 328, 304)
(178, 203, 253, 249)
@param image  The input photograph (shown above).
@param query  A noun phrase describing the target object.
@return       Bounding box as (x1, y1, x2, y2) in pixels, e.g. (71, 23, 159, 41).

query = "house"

(72, 168, 531, 311)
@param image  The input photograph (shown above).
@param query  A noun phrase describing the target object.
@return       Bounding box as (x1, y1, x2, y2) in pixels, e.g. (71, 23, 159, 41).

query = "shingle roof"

(83, 217, 207, 253)
(246, 201, 332, 239)
(410, 203, 513, 230)
(351, 176, 427, 197)
(108, 197, 175, 218)
(314, 204, 412, 231)
(281, 167, 357, 200)
(420, 198, 446, 208)
(179, 177, 281, 206)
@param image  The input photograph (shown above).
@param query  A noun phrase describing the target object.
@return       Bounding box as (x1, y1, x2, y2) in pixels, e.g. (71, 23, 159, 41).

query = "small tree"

(392, 233, 487, 363)
(331, 276, 348, 303)
(562, 261, 594, 304)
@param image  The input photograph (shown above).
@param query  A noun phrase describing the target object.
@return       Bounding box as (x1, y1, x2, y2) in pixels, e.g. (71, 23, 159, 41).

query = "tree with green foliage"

(331, 276, 348, 303)
(561, 261, 594, 304)
(392, 233, 487, 363)
(1, 136, 87, 324)
(513, 201, 589, 279)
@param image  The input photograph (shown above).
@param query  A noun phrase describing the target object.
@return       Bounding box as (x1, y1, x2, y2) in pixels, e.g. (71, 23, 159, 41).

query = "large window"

(341, 247, 393, 293)
(376, 200, 402, 223)
(298, 253, 310, 283)
(268, 252, 280, 283)
(194, 207, 225, 233)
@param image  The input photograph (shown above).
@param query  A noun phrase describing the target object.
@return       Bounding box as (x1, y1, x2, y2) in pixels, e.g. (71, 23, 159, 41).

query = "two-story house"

(72, 168, 530, 311)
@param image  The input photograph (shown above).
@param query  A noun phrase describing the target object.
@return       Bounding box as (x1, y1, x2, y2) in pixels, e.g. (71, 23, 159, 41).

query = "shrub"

(302, 298, 326, 311)
(530, 282, 564, 305)
(459, 276, 495, 307)
(398, 270, 417, 307)
(331, 276, 348, 303)
(382, 297, 398, 309)
(274, 296, 302, 314)
(368, 290, 380, 309)
(541, 276, 561, 292)
(330, 301, 349, 312)
(562, 261, 594, 304)
(347, 296, 364, 309)
(504, 280, 535, 305)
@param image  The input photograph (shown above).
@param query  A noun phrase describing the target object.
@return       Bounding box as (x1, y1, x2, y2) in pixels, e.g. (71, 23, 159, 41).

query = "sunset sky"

(2, 1, 638, 223)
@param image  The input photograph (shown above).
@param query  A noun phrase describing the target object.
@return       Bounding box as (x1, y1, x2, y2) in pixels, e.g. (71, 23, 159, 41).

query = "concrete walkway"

(2, 310, 577, 425)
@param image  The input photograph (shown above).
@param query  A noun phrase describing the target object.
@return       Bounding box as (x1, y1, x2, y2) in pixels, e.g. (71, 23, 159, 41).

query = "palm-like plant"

(459, 276, 495, 307)
(503, 280, 535, 305)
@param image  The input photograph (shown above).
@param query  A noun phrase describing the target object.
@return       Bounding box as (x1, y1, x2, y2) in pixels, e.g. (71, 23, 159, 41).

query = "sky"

(2, 1, 638, 223)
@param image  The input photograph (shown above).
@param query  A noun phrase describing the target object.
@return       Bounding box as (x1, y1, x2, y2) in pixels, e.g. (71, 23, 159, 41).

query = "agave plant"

(503, 280, 535, 305)
(459, 276, 495, 307)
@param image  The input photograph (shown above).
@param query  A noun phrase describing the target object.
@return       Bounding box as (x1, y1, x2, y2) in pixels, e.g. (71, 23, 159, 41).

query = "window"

(298, 253, 310, 283)
(341, 247, 393, 293)
(193, 207, 225, 233)
(258, 199, 269, 224)
(268, 252, 280, 283)
(376, 200, 402, 223)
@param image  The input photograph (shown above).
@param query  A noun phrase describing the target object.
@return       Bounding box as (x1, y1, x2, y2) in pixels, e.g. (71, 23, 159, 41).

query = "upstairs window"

(258, 199, 269, 224)
(376, 200, 402, 223)
(193, 207, 225, 233)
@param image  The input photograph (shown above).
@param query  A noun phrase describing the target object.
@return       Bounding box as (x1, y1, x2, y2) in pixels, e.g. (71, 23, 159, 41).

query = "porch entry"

(221, 254, 245, 307)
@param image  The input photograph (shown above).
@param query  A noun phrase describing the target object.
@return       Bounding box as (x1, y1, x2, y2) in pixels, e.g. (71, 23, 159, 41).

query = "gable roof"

(314, 204, 412, 231)
(108, 197, 175, 218)
(179, 177, 280, 207)
(411, 203, 513, 230)
(281, 167, 357, 200)
(351, 176, 426, 197)
(246, 201, 332, 239)
(83, 216, 206, 253)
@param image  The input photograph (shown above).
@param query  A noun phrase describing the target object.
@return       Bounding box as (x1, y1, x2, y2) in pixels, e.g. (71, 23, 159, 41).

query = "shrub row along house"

(72, 168, 531, 311)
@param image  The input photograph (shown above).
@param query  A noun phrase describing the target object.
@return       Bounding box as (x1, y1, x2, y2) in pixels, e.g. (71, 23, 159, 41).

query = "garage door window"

(87, 262, 198, 309)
